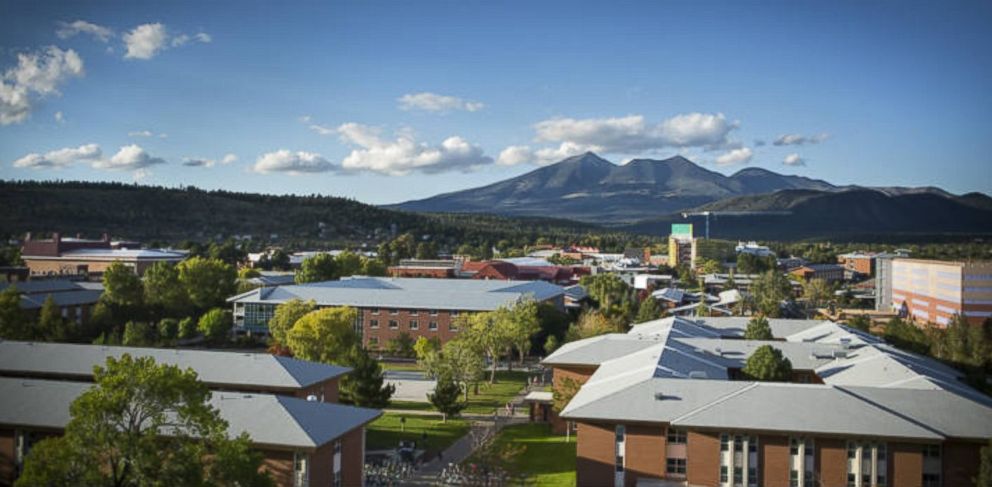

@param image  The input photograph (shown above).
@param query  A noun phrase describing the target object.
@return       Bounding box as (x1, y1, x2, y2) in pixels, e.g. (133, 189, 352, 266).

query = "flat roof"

(0, 341, 350, 390)
(0, 378, 381, 449)
(228, 276, 565, 311)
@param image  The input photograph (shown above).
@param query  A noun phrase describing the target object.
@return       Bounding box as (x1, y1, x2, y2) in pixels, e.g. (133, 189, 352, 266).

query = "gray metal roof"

(229, 276, 564, 311)
(672, 337, 839, 371)
(692, 316, 830, 339)
(20, 289, 102, 309)
(0, 341, 350, 390)
(0, 378, 380, 449)
(840, 386, 992, 440)
(542, 334, 663, 366)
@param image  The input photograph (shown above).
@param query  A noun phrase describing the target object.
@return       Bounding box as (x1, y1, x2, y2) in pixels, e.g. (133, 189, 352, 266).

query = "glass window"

(720, 434, 729, 451)
(430, 309, 439, 316)
(369, 319, 379, 329)
(666, 458, 686, 475)
(389, 320, 398, 329)
(371, 307, 380, 315)
(389, 309, 399, 315)
(429, 321, 438, 331)
(409, 320, 419, 330)
(720, 466, 729, 482)
(615, 425, 625, 442)
(410, 309, 419, 316)
(666, 428, 686, 444)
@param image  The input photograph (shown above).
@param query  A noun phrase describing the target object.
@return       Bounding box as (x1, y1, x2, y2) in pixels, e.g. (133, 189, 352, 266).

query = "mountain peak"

(559, 151, 614, 168)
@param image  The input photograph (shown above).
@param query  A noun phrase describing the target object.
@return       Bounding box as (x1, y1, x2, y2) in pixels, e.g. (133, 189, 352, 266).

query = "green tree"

(340, 345, 395, 408)
(699, 259, 722, 274)
(428, 374, 466, 423)
(102, 261, 144, 311)
(462, 311, 514, 383)
(122, 321, 156, 346)
(267, 299, 316, 346)
(742, 345, 793, 381)
(386, 332, 417, 358)
(544, 334, 561, 355)
(580, 273, 630, 311)
(359, 257, 387, 276)
(286, 307, 358, 364)
(0, 285, 30, 340)
(38, 294, 70, 341)
(565, 310, 619, 341)
(159, 318, 180, 342)
(143, 261, 190, 319)
(978, 438, 992, 487)
(634, 296, 662, 324)
(414, 336, 442, 361)
(16, 354, 272, 487)
(423, 338, 485, 401)
(208, 239, 247, 266)
(501, 299, 540, 365)
(178, 316, 197, 339)
(552, 376, 581, 413)
(744, 315, 773, 340)
(847, 315, 871, 332)
(750, 270, 793, 317)
(802, 278, 833, 311)
(178, 257, 237, 312)
(295, 253, 338, 283)
(883, 317, 931, 355)
(197, 308, 233, 344)
(335, 251, 363, 277)
(416, 242, 437, 260)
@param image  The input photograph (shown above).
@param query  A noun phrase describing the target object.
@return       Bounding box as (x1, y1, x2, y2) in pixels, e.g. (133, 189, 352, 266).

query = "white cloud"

(398, 92, 484, 112)
(12, 143, 101, 169)
(0, 46, 84, 125)
(783, 153, 806, 166)
(253, 150, 335, 174)
(128, 129, 167, 138)
(533, 112, 738, 154)
(123, 23, 168, 59)
(94, 144, 166, 170)
(54, 111, 64, 123)
(221, 153, 237, 165)
(309, 124, 335, 136)
(773, 133, 829, 146)
(497, 146, 534, 166)
(714, 147, 753, 166)
(56, 20, 114, 42)
(496, 142, 591, 167)
(123, 23, 209, 60)
(336, 123, 492, 175)
(133, 168, 152, 182)
(183, 153, 237, 168)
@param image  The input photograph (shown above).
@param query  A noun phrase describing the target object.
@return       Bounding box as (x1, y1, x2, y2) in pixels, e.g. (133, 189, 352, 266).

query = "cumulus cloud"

(183, 153, 237, 168)
(398, 92, 484, 112)
(128, 129, 167, 138)
(94, 144, 166, 170)
(773, 133, 829, 146)
(783, 153, 806, 166)
(221, 153, 237, 164)
(497, 146, 534, 166)
(335, 123, 492, 175)
(496, 142, 591, 167)
(0, 46, 84, 125)
(56, 20, 113, 42)
(715, 147, 754, 166)
(533, 113, 738, 155)
(12, 143, 102, 169)
(123, 23, 209, 60)
(253, 150, 335, 174)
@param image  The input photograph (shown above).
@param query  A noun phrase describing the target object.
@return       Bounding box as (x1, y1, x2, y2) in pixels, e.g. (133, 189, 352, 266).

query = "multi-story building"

(0, 341, 378, 486)
(891, 259, 992, 326)
(0, 280, 103, 326)
(387, 259, 458, 278)
(20, 233, 186, 278)
(789, 264, 845, 283)
(837, 252, 877, 278)
(540, 316, 992, 487)
(735, 241, 775, 258)
(669, 224, 697, 269)
(228, 276, 565, 348)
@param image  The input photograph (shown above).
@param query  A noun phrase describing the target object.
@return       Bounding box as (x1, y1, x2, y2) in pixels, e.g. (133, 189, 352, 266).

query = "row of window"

(368, 319, 457, 331)
(370, 308, 458, 317)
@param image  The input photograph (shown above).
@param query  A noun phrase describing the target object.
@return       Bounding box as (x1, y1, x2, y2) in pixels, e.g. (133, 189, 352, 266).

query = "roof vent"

(688, 371, 708, 379)
(306, 394, 318, 402)
(654, 392, 665, 400)
(833, 350, 848, 359)
(839, 337, 852, 350)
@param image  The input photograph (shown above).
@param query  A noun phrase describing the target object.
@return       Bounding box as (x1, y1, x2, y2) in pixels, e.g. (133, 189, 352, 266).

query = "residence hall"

(539, 316, 992, 487)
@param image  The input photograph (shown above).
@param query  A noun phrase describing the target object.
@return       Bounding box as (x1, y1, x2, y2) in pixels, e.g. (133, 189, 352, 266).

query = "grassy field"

(378, 360, 423, 372)
(465, 423, 576, 486)
(365, 412, 470, 458)
(463, 370, 531, 414)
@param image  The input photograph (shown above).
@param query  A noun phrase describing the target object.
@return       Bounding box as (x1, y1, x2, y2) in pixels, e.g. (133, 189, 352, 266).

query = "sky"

(1, 0, 990, 205)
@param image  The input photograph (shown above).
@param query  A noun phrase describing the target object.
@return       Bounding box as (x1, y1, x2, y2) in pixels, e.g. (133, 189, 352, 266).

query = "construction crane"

(681, 210, 792, 239)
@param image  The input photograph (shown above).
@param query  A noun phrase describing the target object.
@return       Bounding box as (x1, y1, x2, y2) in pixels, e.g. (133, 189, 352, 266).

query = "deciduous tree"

(197, 308, 233, 344)
(744, 315, 773, 340)
(178, 257, 237, 312)
(295, 253, 338, 283)
(286, 307, 358, 364)
(38, 294, 69, 341)
(429, 374, 466, 423)
(750, 270, 793, 317)
(0, 285, 30, 340)
(267, 299, 316, 346)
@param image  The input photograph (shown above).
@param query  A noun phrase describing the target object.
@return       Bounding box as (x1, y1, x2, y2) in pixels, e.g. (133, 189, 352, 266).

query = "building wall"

(761, 434, 790, 487)
(550, 365, 597, 434)
(362, 308, 465, 349)
(0, 427, 14, 487)
(943, 440, 982, 487)
(340, 426, 365, 487)
(890, 442, 922, 487)
(575, 421, 616, 487)
(386, 267, 453, 278)
(293, 377, 340, 404)
(815, 438, 847, 487)
(686, 430, 719, 487)
(963, 263, 992, 325)
(259, 449, 295, 487)
(624, 424, 665, 486)
(22, 258, 163, 278)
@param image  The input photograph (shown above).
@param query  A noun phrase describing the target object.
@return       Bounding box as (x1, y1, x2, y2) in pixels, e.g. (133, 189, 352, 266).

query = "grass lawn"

(465, 423, 576, 486)
(379, 361, 423, 372)
(463, 370, 531, 415)
(365, 412, 470, 458)
(387, 400, 436, 412)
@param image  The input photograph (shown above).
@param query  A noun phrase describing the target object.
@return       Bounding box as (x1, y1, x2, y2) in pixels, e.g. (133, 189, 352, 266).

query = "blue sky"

(1, 0, 990, 204)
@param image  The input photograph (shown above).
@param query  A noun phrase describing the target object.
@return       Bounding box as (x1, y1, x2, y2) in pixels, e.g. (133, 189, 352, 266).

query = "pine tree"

(340, 346, 395, 408)
(634, 296, 662, 324)
(38, 294, 69, 341)
(428, 374, 466, 423)
(744, 315, 773, 340)
(742, 345, 793, 382)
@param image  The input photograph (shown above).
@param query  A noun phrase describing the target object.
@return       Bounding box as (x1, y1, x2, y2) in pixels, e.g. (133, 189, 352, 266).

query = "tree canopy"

(267, 298, 317, 346)
(340, 345, 395, 408)
(178, 257, 237, 312)
(285, 307, 358, 364)
(750, 270, 794, 317)
(744, 315, 773, 340)
(742, 345, 793, 381)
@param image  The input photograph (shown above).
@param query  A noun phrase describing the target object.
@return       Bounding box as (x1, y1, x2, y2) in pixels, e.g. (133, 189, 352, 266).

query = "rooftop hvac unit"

(839, 337, 852, 350)
(832, 350, 848, 359)
(306, 395, 318, 402)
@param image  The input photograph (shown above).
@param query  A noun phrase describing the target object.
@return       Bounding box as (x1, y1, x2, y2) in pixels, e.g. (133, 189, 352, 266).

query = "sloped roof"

(229, 276, 564, 311)
(0, 341, 350, 390)
(0, 378, 380, 449)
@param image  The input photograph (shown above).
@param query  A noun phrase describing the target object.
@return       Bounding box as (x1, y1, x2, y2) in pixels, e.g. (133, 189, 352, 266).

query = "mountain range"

(391, 152, 992, 240)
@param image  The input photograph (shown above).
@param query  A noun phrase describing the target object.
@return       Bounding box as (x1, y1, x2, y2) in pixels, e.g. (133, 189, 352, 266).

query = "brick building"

(837, 252, 877, 278)
(789, 264, 845, 283)
(20, 233, 186, 278)
(891, 259, 992, 326)
(0, 280, 102, 326)
(387, 259, 458, 278)
(541, 316, 991, 487)
(228, 276, 565, 349)
(0, 341, 378, 487)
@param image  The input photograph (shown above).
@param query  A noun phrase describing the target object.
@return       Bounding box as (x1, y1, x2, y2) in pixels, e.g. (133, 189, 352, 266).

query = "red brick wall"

(293, 377, 340, 404)
(816, 438, 847, 487)
(624, 424, 665, 486)
(943, 440, 981, 487)
(762, 435, 790, 487)
(891, 442, 922, 487)
(340, 427, 365, 487)
(550, 365, 597, 434)
(686, 430, 719, 487)
(362, 308, 466, 349)
(0, 427, 14, 487)
(259, 449, 294, 487)
(576, 422, 616, 487)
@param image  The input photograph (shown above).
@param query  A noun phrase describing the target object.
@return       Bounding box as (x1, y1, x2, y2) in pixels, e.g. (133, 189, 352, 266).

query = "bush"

(158, 318, 180, 341)
(197, 308, 233, 343)
(178, 317, 197, 340)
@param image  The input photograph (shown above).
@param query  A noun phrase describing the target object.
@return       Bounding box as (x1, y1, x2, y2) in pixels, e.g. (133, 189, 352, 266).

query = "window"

(451, 310, 460, 317)
(614, 425, 625, 475)
(293, 452, 309, 487)
(719, 434, 758, 487)
(389, 309, 399, 315)
(368, 336, 379, 347)
(410, 309, 419, 316)
(409, 320, 419, 330)
(371, 308, 380, 315)
(666, 458, 687, 475)
(922, 473, 940, 487)
(667, 428, 686, 444)
(922, 445, 941, 487)
(430, 309, 439, 316)
(389, 320, 398, 329)
(846, 441, 887, 487)
(790, 437, 815, 487)
(333, 440, 342, 454)
(369, 319, 379, 329)
(449, 321, 459, 332)
(429, 321, 438, 331)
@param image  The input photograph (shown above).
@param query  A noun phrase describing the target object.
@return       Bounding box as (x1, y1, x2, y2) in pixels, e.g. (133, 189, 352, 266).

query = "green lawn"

(387, 400, 436, 412)
(379, 361, 423, 372)
(465, 423, 576, 486)
(365, 412, 470, 458)
(463, 370, 531, 414)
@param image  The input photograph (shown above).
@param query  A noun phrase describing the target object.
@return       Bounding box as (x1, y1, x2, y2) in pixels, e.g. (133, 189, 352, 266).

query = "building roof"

(228, 276, 564, 312)
(0, 341, 350, 390)
(23, 248, 187, 261)
(0, 378, 381, 449)
(0, 280, 104, 310)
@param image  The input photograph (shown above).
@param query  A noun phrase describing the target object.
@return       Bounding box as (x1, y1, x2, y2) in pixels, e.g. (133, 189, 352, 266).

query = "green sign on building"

(671, 223, 694, 238)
